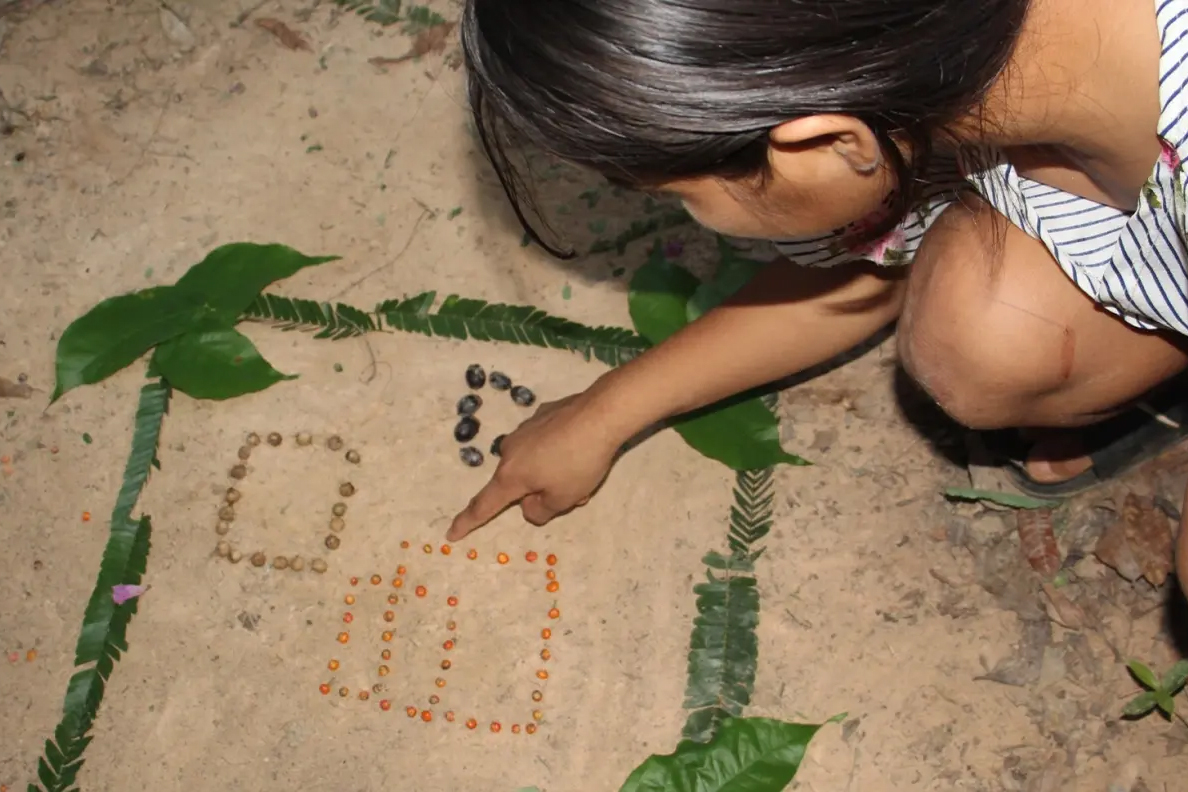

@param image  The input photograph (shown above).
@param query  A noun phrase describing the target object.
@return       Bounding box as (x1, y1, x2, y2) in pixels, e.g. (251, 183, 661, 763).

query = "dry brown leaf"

(254, 18, 311, 52)
(1016, 508, 1061, 576)
(0, 377, 32, 398)
(1040, 582, 1085, 629)
(1094, 492, 1173, 586)
(369, 22, 457, 68)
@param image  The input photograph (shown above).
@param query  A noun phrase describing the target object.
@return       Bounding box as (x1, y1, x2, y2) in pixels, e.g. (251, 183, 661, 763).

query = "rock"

(160, 6, 196, 52)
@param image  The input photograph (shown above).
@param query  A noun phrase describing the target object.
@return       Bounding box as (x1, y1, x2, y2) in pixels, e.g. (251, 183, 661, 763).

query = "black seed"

(489, 371, 512, 391)
(490, 434, 505, 457)
(465, 364, 486, 389)
(454, 415, 480, 442)
(460, 446, 484, 467)
(510, 385, 536, 407)
(457, 394, 482, 416)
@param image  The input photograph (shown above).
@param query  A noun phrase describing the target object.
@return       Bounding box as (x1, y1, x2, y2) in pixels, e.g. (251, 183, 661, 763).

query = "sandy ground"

(2, 1, 1187, 791)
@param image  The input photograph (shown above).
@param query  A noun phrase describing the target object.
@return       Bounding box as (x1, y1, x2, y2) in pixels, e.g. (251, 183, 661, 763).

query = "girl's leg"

(897, 194, 1188, 436)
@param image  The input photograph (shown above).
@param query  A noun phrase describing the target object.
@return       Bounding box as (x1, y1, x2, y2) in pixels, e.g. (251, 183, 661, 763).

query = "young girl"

(447, 0, 1188, 584)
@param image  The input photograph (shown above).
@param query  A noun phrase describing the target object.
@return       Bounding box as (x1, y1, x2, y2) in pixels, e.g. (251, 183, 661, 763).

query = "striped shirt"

(775, 0, 1188, 336)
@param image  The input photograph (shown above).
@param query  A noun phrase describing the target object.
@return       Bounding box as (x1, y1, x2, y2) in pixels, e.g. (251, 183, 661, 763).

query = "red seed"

(447, 596, 458, 607)
(421, 710, 433, 722)
(380, 699, 391, 711)
(319, 683, 331, 695)
(525, 551, 538, 562)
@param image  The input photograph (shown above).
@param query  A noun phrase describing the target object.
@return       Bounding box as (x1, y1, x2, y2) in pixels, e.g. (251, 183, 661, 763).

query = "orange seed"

(25, 649, 37, 662)
(415, 585, 427, 598)
(319, 683, 331, 695)
(466, 718, 478, 730)
(541, 628, 551, 640)
(445, 711, 455, 722)
(440, 544, 452, 555)
(443, 639, 455, 651)
(392, 578, 403, 588)
(350, 576, 359, 586)
(421, 710, 432, 722)
(435, 677, 446, 688)
(382, 631, 394, 642)
(400, 541, 410, 549)
(447, 596, 458, 607)
(384, 610, 395, 622)
(370, 574, 382, 585)
(541, 649, 551, 661)
(526, 723, 538, 735)
(546, 581, 559, 593)
(548, 608, 560, 619)
(497, 552, 509, 565)
(359, 691, 370, 701)
(466, 549, 477, 560)
(337, 632, 350, 644)
(512, 724, 521, 734)
(328, 659, 340, 671)
(82, 511, 92, 522)
(546, 569, 556, 580)
(536, 669, 549, 680)
(397, 565, 407, 575)
(532, 709, 544, 721)
(526, 551, 538, 562)
(406, 706, 418, 717)
(490, 722, 502, 733)
(344, 594, 356, 605)
(546, 554, 557, 565)
(380, 699, 391, 711)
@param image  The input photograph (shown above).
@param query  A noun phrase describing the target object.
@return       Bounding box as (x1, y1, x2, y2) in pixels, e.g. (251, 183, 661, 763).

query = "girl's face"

(657, 116, 894, 241)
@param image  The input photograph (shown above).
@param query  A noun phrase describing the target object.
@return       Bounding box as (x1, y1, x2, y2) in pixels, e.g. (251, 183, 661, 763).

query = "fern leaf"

(241, 293, 379, 340)
(681, 551, 761, 743)
(30, 379, 166, 792)
(401, 4, 447, 33)
(331, 0, 403, 26)
(589, 208, 694, 255)
(727, 468, 775, 555)
(378, 292, 650, 367)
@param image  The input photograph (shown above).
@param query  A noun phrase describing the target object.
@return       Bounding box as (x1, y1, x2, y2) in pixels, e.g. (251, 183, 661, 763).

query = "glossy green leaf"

(1127, 660, 1159, 691)
(1163, 660, 1188, 695)
(942, 487, 1062, 510)
(628, 241, 701, 344)
(174, 243, 339, 325)
(51, 286, 207, 402)
(686, 238, 766, 323)
(629, 244, 806, 470)
(151, 327, 294, 400)
(1121, 691, 1158, 718)
(619, 717, 822, 792)
(1155, 689, 1176, 716)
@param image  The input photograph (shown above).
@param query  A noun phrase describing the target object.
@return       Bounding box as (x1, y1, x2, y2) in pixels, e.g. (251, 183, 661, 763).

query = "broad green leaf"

(1163, 660, 1188, 695)
(629, 243, 806, 470)
(174, 243, 339, 325)
(151, 327, 295, 400)
(1127, 660, 1159, 691)
(1122, 691, 1158, 718)
(51, 286, 207, 402)
(686, 238, 766, 323)
(620, 717, 822, 792)
(943, 487, 1062, 510)
(673, 401, 807, 470)
(1155, 689, 1176, 716)
(628, 241, 701, 344)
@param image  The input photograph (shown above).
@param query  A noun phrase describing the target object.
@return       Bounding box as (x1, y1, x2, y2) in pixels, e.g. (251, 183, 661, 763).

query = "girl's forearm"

(586, 259, 907, 440)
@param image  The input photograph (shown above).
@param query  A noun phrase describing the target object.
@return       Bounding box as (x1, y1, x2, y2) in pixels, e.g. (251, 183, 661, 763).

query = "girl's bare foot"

(1022, 431, 1095, 484)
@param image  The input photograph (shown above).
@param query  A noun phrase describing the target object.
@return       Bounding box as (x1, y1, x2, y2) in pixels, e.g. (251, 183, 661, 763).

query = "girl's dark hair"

(461, 0, 1030, 256)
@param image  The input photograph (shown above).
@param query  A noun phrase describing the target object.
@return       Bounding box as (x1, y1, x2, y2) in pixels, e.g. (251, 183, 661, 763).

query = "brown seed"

(387, 594, 398, 605)
(531, 691, 543, 702)
(225, 487, 242, 504)
(338, 686, 349, 697)
(512, 724, 521, 734)
(289, 556, 306, 572)
(339, 482, 356, 498)
(267, 432, 282, 447)
(358, 691, 370, 701)
(332, 502, 347, 517)
(345, 449, 361, 464)
(435, 677, 446, 688)
(250, 552, 267, 567)
(296, 432, 313, 446)
(325, 534, 341, 550)
(310, 558, 328, 573)
(230, 464, 247, 480)
(218, 505, 235, 522)
(381, 649, 392, 660)
(273, 556, 289, 570)
(373, 683, 384, 694)
(370, 574, 382, 586)
(229, 549, 243, 563)
(532, 709, 544, 721)
(237, 445, 252, 460)
(378, 664, 390, 676)
(327, 435, 344, 451)
(429, 694, 440, 705)
(328, 659, 340, 670)
(383, 611, 395, 622)
(215, 521, 231, 536)
(216, 540, 231, 557)
(330, 517, 346, 533)
(526, 723, 537, 735)
(247, 432, 262, 447)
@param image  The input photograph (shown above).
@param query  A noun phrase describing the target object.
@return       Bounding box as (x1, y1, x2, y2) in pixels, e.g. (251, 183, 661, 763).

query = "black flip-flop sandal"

(993, 389, 1188, 500)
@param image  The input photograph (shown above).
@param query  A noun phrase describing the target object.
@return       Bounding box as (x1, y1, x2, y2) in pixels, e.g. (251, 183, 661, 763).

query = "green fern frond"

(589, 208, 693, 255)
(378, 292, 650, 367)
(681, 550, 760, 743)
(402, 4, 447, 33)
(331, 0, 403, 26)
(727, 468, 775, 555)
(242, 293, 379, 340)
(30, 380, 166, 792)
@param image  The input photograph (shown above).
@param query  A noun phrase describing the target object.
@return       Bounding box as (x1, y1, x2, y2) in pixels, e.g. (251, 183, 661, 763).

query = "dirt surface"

(2, 2, 1187, 791)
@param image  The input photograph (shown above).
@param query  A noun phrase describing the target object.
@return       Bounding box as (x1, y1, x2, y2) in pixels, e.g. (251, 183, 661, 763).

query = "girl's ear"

(769, 115, 883, 174)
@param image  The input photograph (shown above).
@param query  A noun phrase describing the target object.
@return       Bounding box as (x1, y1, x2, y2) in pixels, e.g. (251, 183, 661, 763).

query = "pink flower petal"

(112, 584, 146, 605)
(1160, 138, 1182, 171)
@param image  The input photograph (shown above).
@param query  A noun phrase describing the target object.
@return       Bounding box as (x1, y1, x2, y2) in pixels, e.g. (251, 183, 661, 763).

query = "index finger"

(446, 473, 528, 541)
